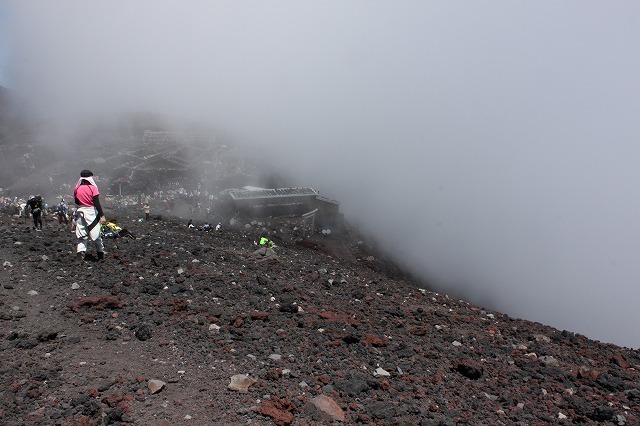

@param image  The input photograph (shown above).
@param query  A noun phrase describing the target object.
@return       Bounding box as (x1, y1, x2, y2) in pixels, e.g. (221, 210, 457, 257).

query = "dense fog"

(2, 1, 640, 347)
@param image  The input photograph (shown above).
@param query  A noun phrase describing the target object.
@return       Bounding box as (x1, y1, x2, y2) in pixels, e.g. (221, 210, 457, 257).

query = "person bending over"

(27, 195, 45, 231)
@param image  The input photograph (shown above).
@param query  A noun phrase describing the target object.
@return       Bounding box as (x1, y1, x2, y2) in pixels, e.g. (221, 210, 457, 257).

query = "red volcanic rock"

(610, 353, 631, 368)
(361, 333, 387, 347)
(68, 295, 124, 311)
(250, 311, 269, 321)
(254, 397, 296, 425)
(232, 314, 245, 328)
(101, 393, 124, 408)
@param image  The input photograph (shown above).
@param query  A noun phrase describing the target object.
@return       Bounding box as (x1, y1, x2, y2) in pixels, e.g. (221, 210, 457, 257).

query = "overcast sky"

(2, 1, 640, 347)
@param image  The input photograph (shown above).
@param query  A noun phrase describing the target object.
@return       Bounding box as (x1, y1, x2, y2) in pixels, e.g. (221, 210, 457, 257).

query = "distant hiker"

(57, 199, 69, 225)
(27, 195, 45, 231)
(143, 203, 150, 221)
(73, 170, 105, 263)
(202, 222, 212, 232)
(216, 223, 222, 231)
(188, 219, 195, 229)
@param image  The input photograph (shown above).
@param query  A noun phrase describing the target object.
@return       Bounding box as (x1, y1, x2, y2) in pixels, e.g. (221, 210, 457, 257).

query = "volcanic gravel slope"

(0, 212, 639, 426)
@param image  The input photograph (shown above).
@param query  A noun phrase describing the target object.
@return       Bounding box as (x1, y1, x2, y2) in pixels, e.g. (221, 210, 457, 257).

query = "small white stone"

(558, 412, 567, 419)
(452, 341, 462, 346)
(208, 324, 220, 333)
(148, 379, 166, 394)
(71, 283, 80, 290)
(28, 290, 38, 296)
(374, 367, 391, 377)
(228, 374, 257, 392)
(268, 354, 282, 361)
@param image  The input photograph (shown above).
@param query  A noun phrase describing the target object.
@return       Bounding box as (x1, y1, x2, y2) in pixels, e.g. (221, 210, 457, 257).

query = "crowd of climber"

(1, 169, 284, 265)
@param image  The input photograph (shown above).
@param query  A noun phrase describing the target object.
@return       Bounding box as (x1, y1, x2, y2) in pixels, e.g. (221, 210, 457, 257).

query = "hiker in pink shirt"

(73, 169, 106, 263)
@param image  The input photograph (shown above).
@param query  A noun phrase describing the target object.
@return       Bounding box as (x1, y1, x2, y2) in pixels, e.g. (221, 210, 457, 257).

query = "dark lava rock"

(369, 401, 397, 419)
(37, 331, 58, 342)
(279, 303, 298, 314)
(15, 338, 39, 349)
(625, 388, 640, 400)
(141, 283, 161, 295)
(97, 380, 117, 392)
(336, 377, 370, 396)
(63, 335, 81, 344)
(70, 394, 90, 407)
(590, 406, 616, 422)
(596, 372, 626, 392)
(105, 329, 120, 340)
(455, 360, 483, 380)
(104, 406, 124, 424)
(134, 323, 153, 341)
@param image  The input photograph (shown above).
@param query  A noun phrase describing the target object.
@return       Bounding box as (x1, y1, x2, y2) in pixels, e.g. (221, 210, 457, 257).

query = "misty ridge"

(1, 2, 640, 348)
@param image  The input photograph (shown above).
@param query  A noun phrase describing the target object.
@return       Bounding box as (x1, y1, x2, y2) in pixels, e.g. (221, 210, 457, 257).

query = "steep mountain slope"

(0, 210, 638, 425)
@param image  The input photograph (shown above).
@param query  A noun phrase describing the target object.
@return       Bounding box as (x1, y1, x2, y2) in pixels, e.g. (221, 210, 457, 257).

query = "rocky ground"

(1, 208, 639, 426)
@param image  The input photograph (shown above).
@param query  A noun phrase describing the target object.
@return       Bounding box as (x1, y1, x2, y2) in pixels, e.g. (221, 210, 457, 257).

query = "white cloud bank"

(3, 1, 640, 347)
